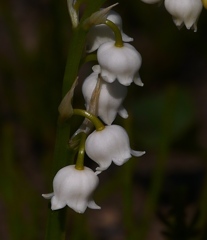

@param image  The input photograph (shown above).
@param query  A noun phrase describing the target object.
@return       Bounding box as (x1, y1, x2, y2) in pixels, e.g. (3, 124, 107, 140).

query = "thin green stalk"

(75, 133, 87, 170)
(105, 19, 124, 47)
(73, 109, 105, 131)
(44, 1, 107, 239)
(43, 29, 86, 238)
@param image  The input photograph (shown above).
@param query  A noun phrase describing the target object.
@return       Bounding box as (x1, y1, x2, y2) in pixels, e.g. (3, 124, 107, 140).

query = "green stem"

(105, 19, 123, 47)
(44, 1, 107, 239)
(75, 133, 87, 170)
(73, 109, 105, 131)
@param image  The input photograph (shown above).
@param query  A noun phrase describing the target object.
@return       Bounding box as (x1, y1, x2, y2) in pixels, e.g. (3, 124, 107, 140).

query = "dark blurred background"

(1, 0, 207, 239)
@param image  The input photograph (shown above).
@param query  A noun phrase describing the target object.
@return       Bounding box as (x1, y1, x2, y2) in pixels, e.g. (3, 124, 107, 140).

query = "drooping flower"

(97, 42, 143, 86)
(42, 165, 100, 213)
(85, 125, 145, 174)
(86, 10, 133, 53)
(82, 65, 128, 125)
(164, 0, 203, 32)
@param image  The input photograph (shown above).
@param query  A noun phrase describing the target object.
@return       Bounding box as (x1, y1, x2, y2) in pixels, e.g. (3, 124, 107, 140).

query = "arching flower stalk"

(86, 9, 133, 52)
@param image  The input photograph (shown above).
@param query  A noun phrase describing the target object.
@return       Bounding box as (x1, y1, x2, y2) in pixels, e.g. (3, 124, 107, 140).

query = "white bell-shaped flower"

(86, 10, 133, 53)
(85, 125, 145, 174)
(164, 0, 203, 32)
(42, 165, 100, 213)
(97, 42, 143, 86)
(82, 65, 128, 125)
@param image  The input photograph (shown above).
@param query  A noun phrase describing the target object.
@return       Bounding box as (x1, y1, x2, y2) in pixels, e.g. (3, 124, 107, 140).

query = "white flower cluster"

(141, 0, 203, 32)
(43, 6, 145, 214)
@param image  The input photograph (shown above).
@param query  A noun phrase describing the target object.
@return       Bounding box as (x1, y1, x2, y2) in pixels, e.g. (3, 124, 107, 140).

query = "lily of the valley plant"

(42, 1, 146, 215)
(43, 0, 206, 220)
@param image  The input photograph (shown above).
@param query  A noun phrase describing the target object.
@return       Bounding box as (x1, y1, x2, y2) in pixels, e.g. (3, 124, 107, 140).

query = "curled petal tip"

(88, 200, 101, 209)
(121, 32, 134, 42)
(95, 165, 109, 174)
(118, 107, 128, 119)
(51, 205, 59, 211)
(95, 170, 102, 175)
(51, 204, 66, 211)
(131, 150, 146, 157)
(42, 193, 54, 199)
(92, 65, 101, 73)
(96, 166, 106, 173)
(134, 77, 144, 87)
(51, 197, 66, 210)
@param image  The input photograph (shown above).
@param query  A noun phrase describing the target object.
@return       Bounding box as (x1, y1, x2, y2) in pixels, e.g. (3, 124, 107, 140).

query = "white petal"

(112, 155, 131, 166)
(101, 69, 116, 83)
(95, 161, 112, 173)
(122, 32, 134, 42)
(42, 193, 54, 199)
(92, 65, 101, 73)
(51, 196, 66, 210)
(134, 74, 144, 86)
(131, 150, 146, 157)
(82, 71, 127, 125)
(117, 75, 133, 86)
(118, 106, 128, 119)
(173, 17, 183, 27)
(68, 199, 87, 214)
(88, 200, 101, 209)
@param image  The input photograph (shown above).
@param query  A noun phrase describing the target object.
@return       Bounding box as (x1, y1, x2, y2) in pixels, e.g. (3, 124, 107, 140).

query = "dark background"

(0, 0, 207, 239)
